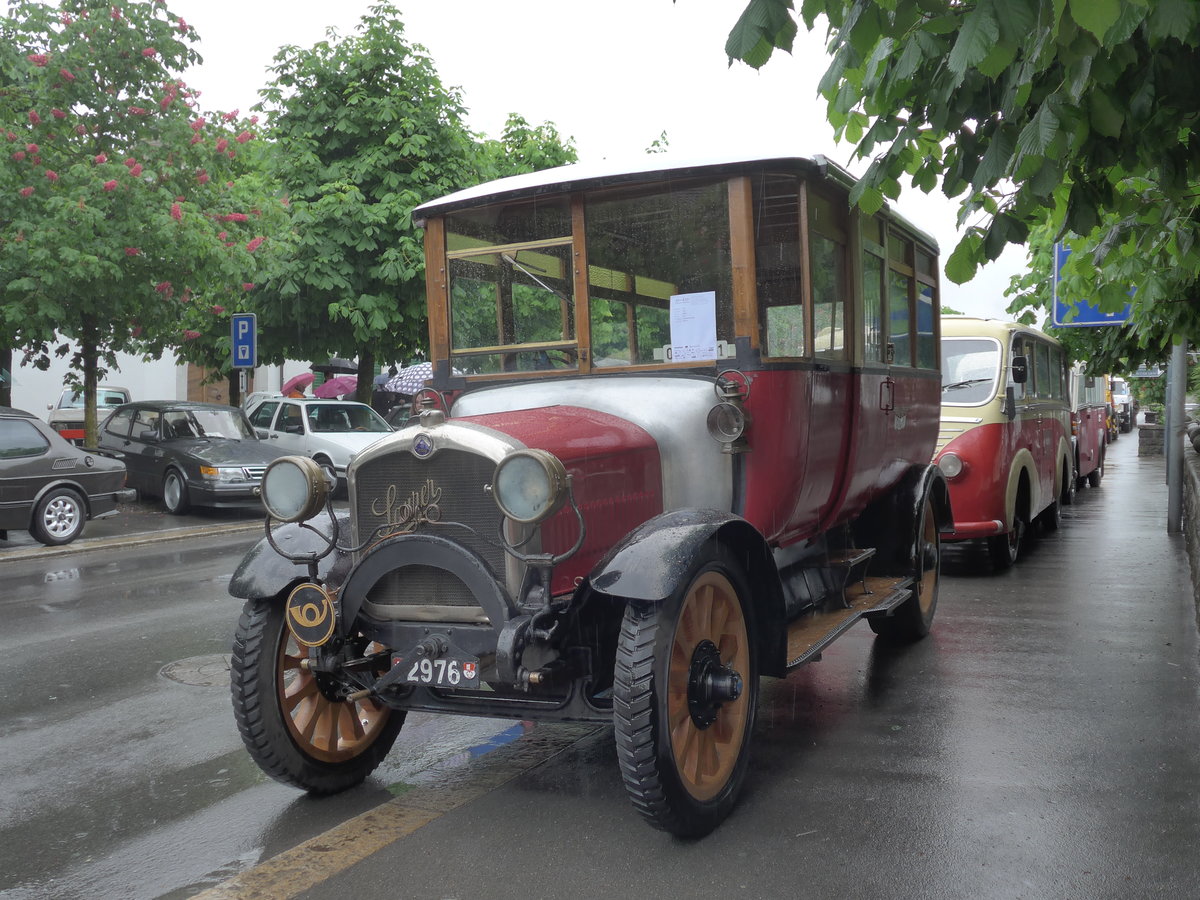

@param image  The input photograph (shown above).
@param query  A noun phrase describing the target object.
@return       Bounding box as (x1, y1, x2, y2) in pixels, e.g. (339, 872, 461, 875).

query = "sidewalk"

(0, 497, 265, 561)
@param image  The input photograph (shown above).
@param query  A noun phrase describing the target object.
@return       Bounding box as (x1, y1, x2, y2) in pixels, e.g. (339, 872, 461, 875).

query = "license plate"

(395, 654, 481, 689)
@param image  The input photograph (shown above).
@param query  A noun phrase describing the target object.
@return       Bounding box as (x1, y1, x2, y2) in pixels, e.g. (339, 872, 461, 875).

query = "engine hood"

(167, 439, 285, 466)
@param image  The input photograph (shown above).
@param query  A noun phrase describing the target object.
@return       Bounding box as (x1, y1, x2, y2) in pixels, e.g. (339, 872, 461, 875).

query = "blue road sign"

(231, 313, 257, 368)
(1052, 243, 1131, 327)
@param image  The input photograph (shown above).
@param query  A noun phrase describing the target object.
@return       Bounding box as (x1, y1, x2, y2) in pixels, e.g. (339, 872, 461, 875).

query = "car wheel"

(870, 495, 940, 641)
(987, 515, 1024, 570)
(31, 487, 86, 546)
(613, 545, 758, 837)
(162, 469, 191, 515)
(1088, 450, 1103, 488)
(230, 598, 403, 793)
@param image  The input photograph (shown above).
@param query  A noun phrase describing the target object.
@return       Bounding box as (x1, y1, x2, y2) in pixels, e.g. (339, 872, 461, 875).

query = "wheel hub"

(687, 639, 743, 729)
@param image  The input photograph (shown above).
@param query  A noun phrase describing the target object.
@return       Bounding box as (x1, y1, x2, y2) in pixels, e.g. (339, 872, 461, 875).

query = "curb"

(0, 519, 263, 562)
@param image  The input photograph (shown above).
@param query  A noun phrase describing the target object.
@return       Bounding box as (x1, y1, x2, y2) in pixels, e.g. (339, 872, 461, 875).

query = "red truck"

(228, 155, 951, 835)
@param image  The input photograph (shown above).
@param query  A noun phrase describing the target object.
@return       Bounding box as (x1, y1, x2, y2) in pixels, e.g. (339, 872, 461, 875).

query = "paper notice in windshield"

(669, 291, 717, 362)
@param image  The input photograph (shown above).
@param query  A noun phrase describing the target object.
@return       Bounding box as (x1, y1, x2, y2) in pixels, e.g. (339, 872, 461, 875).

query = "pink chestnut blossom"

(222, 109, 239, 122)
(215, 138, 228, 152)
(59, 68, 75, 81)
(183, 330, 201, 341)
(51, 108, 66, 119)
(45, 170, 58, 182)
(141, 47, 156, 58)
(61, 13, 72, 24)
(102, 180, 118, 191)
(129, 163, 143, 177)
(178, 18, 187, 33)
(196, 171, 209, 185)
(26, 143, 39, 153)
(155, 281, 173, 294)
(211, 305, 225, 314)
(236, 131, 253, 144)
(125, 247, 140, 256)
(189, 134, 202, 145)
(246, 236, 264, 252)
(28, 110, 41, 125)
(129, 107, 149, 116)
(27, 54, 48, 67)
(12, 151, 25, 161)
(19, 186, 34, 198)
(217, 231, 227, 240)
(95, 152, 107, 164)
(242, 283, 254, 291)
(170, 202, 182, 221)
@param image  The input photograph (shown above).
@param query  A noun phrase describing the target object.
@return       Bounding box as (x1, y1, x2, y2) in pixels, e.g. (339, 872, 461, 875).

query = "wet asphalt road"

(3, 432, 1199, 899)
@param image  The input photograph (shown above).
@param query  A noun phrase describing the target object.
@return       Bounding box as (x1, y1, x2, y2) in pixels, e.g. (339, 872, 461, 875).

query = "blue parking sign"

(1052, 243, 1131, 327)
(231, 313, 257, 368)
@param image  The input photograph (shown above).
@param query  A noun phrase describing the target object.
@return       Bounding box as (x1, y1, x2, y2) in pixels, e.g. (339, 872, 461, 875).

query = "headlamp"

(261, 456, 329, 522)
(937, 452, 964, 479)
(491, 449, 568, 524)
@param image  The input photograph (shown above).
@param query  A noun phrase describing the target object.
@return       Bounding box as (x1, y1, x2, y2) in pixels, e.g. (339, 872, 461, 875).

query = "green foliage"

(726, 0, 1200, 357)
(0, 0, 277, 438)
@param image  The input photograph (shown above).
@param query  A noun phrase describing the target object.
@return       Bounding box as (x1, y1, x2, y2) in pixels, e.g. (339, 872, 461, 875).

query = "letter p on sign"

(231, 313, 257, 368)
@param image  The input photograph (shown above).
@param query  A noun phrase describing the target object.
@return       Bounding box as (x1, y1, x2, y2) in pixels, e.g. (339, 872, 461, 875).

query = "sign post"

(1052, 243, 1131, 327)
(231, 313, 257, 368)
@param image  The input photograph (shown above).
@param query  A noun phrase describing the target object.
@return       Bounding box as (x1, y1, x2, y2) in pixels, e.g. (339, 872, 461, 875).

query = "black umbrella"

(312, 357, 357, 375)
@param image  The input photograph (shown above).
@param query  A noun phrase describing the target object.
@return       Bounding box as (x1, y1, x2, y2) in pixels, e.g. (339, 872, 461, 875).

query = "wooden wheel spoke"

(283, 673, 319, 711)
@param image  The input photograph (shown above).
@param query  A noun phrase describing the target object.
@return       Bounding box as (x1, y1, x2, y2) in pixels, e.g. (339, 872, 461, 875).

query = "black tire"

(162, 469, 191, 515)
(613, 545, 758, 837)
(1063, 464, 1077, 504)
(987, 515, 1024, 570)
(1087, 450, 1103, 488)
(869, 495, 940, 642)
(30, 487, 86, 546)
(230, 598, 403, 794)
(1039, 499, 1061, 531)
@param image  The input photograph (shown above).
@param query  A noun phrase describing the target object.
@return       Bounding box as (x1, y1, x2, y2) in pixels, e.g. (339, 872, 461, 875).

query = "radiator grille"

(353, 449, 506, 612)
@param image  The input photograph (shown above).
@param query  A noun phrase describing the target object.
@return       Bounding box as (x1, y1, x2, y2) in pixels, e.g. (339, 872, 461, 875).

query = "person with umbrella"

(373, 366, 398, 413)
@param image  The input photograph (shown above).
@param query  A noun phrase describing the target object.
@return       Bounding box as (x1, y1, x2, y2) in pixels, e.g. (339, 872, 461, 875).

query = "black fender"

(228, 512, 353, 600)
(853, 464, 952, 574)
(586, 508, 787, 674)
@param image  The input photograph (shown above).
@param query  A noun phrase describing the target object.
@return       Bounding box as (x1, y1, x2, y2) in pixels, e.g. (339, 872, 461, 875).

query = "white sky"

(171, 0, 1023, 319)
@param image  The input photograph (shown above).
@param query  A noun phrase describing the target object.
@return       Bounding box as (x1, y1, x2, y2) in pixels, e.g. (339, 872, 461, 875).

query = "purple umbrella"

(384, 362, 434, 396)
(314, 375, 358, 398)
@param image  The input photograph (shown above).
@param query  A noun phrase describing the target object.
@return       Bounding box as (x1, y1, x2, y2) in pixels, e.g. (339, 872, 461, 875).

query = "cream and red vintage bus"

(935, 317, 1072, 569)
(1069, 363, 1108, 490)
(228, 154, 951, 836)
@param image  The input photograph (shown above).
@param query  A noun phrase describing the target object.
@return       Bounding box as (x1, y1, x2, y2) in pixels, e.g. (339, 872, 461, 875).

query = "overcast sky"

(170, 0, 1023, 319)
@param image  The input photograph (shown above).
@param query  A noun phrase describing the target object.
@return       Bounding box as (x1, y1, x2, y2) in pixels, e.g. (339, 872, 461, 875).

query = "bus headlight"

(938, 452, 964, 479)
(261, 456, 328, 522)
(491, 449, 568, 524)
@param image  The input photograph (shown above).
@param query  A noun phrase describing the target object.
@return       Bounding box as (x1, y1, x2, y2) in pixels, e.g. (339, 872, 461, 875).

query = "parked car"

(0, 406, 134, 545)
(47, 385, 132, 445)
(97, 400, 286, 514)
(1111, 377, 1136, 432)
(245, 397, 392, 488)
(228, 154, 951, 836)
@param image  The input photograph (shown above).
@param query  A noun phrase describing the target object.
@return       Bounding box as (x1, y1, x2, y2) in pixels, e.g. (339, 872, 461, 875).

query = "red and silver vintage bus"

(1069, 364, 1108, 490)
(228, 155, 951, 835)
(935, 317, 1072, 568)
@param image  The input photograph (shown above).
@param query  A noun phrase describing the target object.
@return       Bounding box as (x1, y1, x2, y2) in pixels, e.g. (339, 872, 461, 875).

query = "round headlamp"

(491, 449, 568, 524)
(937, 452, 964, 479)
(261, 456, 329, 522)
(706, 401, 747, 444)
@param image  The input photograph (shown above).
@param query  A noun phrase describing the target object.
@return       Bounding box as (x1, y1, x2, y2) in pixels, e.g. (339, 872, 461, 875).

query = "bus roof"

(412, 152, 939, 250)
(941, 316, 1058, 343)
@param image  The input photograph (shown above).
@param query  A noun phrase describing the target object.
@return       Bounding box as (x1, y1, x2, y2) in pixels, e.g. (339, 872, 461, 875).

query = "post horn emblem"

(285, 583, 336, 647)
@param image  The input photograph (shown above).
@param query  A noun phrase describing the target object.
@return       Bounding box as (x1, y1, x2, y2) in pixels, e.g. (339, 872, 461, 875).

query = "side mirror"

(1010, 355, 1028, 384)
(255, 428, 269, 439)
(1003, 386, 1017, 420)
(138, 429, 158, 441)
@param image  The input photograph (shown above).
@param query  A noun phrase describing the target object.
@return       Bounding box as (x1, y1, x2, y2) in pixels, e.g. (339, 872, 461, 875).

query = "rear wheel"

(613, 546, 758, 837)
(1087, 450, 1104, 488)
(870, 495, 940, 642)
(230, 598, 402, 793)
(31, 487, 86, 546)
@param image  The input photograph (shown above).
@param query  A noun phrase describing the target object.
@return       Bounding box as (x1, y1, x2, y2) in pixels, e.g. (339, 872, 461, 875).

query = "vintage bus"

(228, 154, 951, 836)
(936, 317, 1072, 569)
(1069, 364, 1108, 489)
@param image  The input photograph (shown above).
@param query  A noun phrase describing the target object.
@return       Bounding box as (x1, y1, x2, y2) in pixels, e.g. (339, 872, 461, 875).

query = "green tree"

(1, 0, 271, 439)
(724, 0, 1200, 351)
(254, 3, 482, 402)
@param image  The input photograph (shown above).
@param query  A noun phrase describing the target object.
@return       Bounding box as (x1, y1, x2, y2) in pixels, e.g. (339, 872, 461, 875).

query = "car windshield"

(941, 338, 1001, 405)
(162, 408, 256, 440)
(305, 404, 391, 433)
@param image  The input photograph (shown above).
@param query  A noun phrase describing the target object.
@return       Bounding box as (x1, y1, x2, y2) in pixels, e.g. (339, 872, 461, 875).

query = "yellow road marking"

(192, 723, 600, 899)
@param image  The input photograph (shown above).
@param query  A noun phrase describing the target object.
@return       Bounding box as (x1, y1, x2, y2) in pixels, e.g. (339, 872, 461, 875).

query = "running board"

(783, 574, 914, 669)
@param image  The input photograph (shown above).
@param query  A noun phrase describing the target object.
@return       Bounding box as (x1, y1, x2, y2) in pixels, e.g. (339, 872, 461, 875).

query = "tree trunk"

(0, 345, 11, 408)
(81, 318, 99, 447)
(357, 348, 375, 405)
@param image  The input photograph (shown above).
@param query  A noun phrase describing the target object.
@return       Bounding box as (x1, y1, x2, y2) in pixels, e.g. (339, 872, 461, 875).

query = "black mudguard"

(228, 512, 353, 600)
(853, 463, 952, 573)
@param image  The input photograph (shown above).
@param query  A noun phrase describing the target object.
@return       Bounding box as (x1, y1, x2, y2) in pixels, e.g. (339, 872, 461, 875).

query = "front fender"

(228, 512, 353, 600)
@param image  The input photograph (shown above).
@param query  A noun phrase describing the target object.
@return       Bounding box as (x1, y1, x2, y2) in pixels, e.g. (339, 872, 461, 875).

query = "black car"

(97, 401, 287, 514)
(0, 406, 134, 545)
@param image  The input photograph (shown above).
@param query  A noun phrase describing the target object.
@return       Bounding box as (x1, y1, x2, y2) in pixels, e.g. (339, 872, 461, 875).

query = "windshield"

(305, 403, 391, 433)
(941, 338, 1001, 405)
(162, 407, 256, 440)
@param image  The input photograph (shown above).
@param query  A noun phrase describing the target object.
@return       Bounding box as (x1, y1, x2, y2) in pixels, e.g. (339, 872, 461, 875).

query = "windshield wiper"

(942, 378, 992, 391)
(502, 253, 573, 307)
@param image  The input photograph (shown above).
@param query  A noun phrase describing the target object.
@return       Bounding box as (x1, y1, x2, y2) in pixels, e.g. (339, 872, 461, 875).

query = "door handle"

(880, 378, 895, 412)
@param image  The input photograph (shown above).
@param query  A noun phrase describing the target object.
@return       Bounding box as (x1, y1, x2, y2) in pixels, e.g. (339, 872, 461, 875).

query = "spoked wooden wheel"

(614, 546, 758, 836)
(231, 598, 403, 793)
(278, 628, 391, 764)
(987, 514, 1023, 570)
(870, 495, 940, 642)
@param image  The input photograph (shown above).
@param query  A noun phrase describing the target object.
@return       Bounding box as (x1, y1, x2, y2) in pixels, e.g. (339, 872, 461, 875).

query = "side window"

(915, 249, 938, 369)
(861, 215, 885, 363)
(132, 407, 160, 438)
(1035, 342, 1052, 399)
(0, 419, 50, 459)
(810, 189, 847, 359)
(754, 174, 805, 359)
(275, 403, 303, 434)
(249, 401, 279, 429)
(104, 407, 135, 438)
(887, 230, 914, 367)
